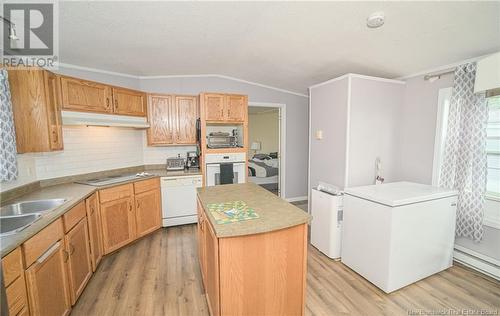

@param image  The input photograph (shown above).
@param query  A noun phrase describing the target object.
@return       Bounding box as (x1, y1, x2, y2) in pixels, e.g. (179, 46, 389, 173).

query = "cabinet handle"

(106, 98, 110, 108)
(129, 203, 133, 212)
(114, 99, 118, 109)
(52, 130, 58, 142)
(63, 249, 69, 262)
(220, 109, 224, 117)
(37, 241, 60, 264)
(228, 109, 231, 117)
(137, 201, 141, 209)
(69, 244, 75, 255)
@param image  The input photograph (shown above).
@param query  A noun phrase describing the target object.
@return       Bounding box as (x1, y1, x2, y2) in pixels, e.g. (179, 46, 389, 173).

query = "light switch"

(315, 130, 323, 140)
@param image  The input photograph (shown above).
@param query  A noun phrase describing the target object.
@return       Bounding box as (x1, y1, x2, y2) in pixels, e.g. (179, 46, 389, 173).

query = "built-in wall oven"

(205, 153, 246, 186)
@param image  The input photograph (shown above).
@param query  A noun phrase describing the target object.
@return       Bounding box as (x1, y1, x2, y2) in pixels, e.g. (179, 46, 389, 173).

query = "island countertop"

(196, 182, 311, 238)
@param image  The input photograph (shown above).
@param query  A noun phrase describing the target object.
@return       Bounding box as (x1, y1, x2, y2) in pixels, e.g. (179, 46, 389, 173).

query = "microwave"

(207, 135, 238, 148)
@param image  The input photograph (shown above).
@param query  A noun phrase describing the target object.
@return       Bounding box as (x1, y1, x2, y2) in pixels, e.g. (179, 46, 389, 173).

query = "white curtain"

(439, 62, 488, 242)
(0, 68, 18, 182)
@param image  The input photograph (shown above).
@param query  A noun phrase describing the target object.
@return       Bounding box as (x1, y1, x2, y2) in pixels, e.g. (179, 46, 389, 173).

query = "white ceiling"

(59, 1, 500, 94)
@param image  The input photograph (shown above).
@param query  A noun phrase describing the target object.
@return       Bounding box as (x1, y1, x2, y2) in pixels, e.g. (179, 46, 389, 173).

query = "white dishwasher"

(161, 175, 203, 227)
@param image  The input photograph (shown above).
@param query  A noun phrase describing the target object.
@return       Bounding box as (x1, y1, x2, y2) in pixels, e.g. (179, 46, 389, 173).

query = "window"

(486, 95, 500, 198)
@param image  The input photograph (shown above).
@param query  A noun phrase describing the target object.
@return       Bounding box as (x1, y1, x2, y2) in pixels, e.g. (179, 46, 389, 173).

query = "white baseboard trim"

(285, 196, 308, 202)
(453, 246, 500, 281)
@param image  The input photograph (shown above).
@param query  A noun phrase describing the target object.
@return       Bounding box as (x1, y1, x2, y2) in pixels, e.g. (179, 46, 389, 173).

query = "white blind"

(487, 95, 500, 197)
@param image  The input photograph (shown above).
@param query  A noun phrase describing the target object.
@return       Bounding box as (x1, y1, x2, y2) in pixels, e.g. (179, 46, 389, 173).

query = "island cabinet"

(147, 94, 199, 146)
(8, 66, 64, 153)
(196, 184, 310, 316)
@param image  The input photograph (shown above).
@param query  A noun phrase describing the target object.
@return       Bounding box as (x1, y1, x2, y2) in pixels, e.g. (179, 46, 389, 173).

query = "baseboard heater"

(453, 246, 500, 281)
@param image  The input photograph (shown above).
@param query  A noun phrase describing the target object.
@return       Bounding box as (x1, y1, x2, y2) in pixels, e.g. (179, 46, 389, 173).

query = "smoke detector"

(367, 11, 385, 28)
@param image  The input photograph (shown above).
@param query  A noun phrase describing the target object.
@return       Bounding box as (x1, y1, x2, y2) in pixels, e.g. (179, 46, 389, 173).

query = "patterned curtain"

(439, 62, 488, 242)
(0, 68, 18, 182)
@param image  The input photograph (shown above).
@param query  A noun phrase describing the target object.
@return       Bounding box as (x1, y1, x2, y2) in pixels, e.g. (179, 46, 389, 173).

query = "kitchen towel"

(219, 163, 234, 185)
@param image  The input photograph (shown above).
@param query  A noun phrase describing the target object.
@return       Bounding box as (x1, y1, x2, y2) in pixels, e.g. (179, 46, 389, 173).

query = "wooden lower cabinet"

(86, 193, 103, 271)
(135, 188, 161, 238)
(100, 196, 137, 254)
(197, 201, 308, 316)
(24, 241, 71, 316)
(65, 218, 92, 305)
(205, 222, 220, 316)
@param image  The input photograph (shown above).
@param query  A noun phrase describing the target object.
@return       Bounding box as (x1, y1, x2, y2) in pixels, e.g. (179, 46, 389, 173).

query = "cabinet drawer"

(22, 218, 64, 267)
(134, 177, 159, 194)
(63, 201, 86, 233)
(2, 247, 23, 286)
(99, 183, 133, 203)
(6, 273, 28, 315)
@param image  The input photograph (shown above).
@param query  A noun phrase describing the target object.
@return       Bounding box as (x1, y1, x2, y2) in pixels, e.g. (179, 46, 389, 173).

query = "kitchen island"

(196, 183, 311, 316)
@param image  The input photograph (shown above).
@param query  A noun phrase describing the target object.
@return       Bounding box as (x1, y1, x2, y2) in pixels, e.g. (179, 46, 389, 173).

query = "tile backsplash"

(0, 126, 196, 191)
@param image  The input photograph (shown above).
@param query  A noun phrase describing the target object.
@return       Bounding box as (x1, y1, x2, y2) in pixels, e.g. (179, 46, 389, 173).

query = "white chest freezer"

(341, 181, 458, 293)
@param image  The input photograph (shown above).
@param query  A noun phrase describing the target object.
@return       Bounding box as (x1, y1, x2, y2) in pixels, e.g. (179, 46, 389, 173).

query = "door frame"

(248, 102, 286, 198)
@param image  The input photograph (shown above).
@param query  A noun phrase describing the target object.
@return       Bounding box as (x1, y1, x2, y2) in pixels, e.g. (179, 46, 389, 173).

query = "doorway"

(247, 102, 285, 197)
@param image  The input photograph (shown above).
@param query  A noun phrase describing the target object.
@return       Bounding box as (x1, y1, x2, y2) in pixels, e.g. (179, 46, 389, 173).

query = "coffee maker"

(186, 151, 200, 169)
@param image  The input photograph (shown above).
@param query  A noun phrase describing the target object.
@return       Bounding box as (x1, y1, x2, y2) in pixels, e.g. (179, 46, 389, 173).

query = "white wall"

(248, 111, 279, 155)
(348, 77, 405, 186)
(1, 65, 309, 200)
(309, 77, 349, 190)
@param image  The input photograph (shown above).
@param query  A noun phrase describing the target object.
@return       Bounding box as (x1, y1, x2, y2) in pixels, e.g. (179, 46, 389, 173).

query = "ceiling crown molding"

(56, 62, 309, 98)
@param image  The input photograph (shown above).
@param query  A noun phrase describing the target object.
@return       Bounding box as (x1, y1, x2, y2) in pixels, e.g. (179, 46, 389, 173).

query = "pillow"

(253, 153, 270, 160)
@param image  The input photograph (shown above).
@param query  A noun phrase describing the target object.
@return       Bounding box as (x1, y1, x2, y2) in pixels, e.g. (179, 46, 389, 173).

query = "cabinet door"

(65, 218, 92, 305)
(225, 94, 247, 122)
(86, 193, 103, 272)
(147, 94, 175, 145)
(60, 76, 113, 113)
(203, 94, 225, 121)
(100, 197, 136, 254)
(25, 241, 71, 316)
(8, 67, 52, 153)
(135, 188, 161, 238)
(175, 95, 198, 144)
(205, 221, 220, 316)
(112, 87, 147, 116)
(197, 200, 207, 290)
(44, 71, 64, 150)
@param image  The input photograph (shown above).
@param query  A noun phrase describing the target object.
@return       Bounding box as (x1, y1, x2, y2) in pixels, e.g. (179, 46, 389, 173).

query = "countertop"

(0, 168, 202, 258)
(197, 183, 311, 238)
(0, 183, 96, 257)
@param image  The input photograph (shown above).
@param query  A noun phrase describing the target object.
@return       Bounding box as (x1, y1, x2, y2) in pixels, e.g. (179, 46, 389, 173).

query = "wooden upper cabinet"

(175, 95, 198, 144)
(147, 94, 175, 145)
(100, 196, 136, 254)
(60, 76, 112, 114)
(135, 188, 161, 238)
(64, 218, 92, 305)
(225, 94, 247, 122)
(44, 71, 64, 150)
(147, 94, 198, 146)
(112, 87, 147, 116)
(86, 193, 103, 272)
(203, 93, 226, 121)
(8, 67, 64, 153)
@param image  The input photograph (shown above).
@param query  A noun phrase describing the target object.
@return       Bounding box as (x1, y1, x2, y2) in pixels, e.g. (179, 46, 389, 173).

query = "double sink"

(0, 199, 68, 237)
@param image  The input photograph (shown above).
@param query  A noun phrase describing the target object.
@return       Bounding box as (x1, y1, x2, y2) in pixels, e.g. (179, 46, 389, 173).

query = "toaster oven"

(207, 135, 238, 148)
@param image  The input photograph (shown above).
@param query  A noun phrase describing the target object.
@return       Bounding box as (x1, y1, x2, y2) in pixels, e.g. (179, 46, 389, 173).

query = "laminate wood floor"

(72, 225, 500, 316)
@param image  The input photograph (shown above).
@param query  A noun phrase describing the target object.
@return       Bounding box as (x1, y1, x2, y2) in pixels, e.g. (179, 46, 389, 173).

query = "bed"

(248, 154, 279, 194)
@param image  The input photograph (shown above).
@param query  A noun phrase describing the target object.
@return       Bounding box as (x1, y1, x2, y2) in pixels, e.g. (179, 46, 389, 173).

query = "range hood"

(474, 52, 500, 97)
(61, 111, 150, 129)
